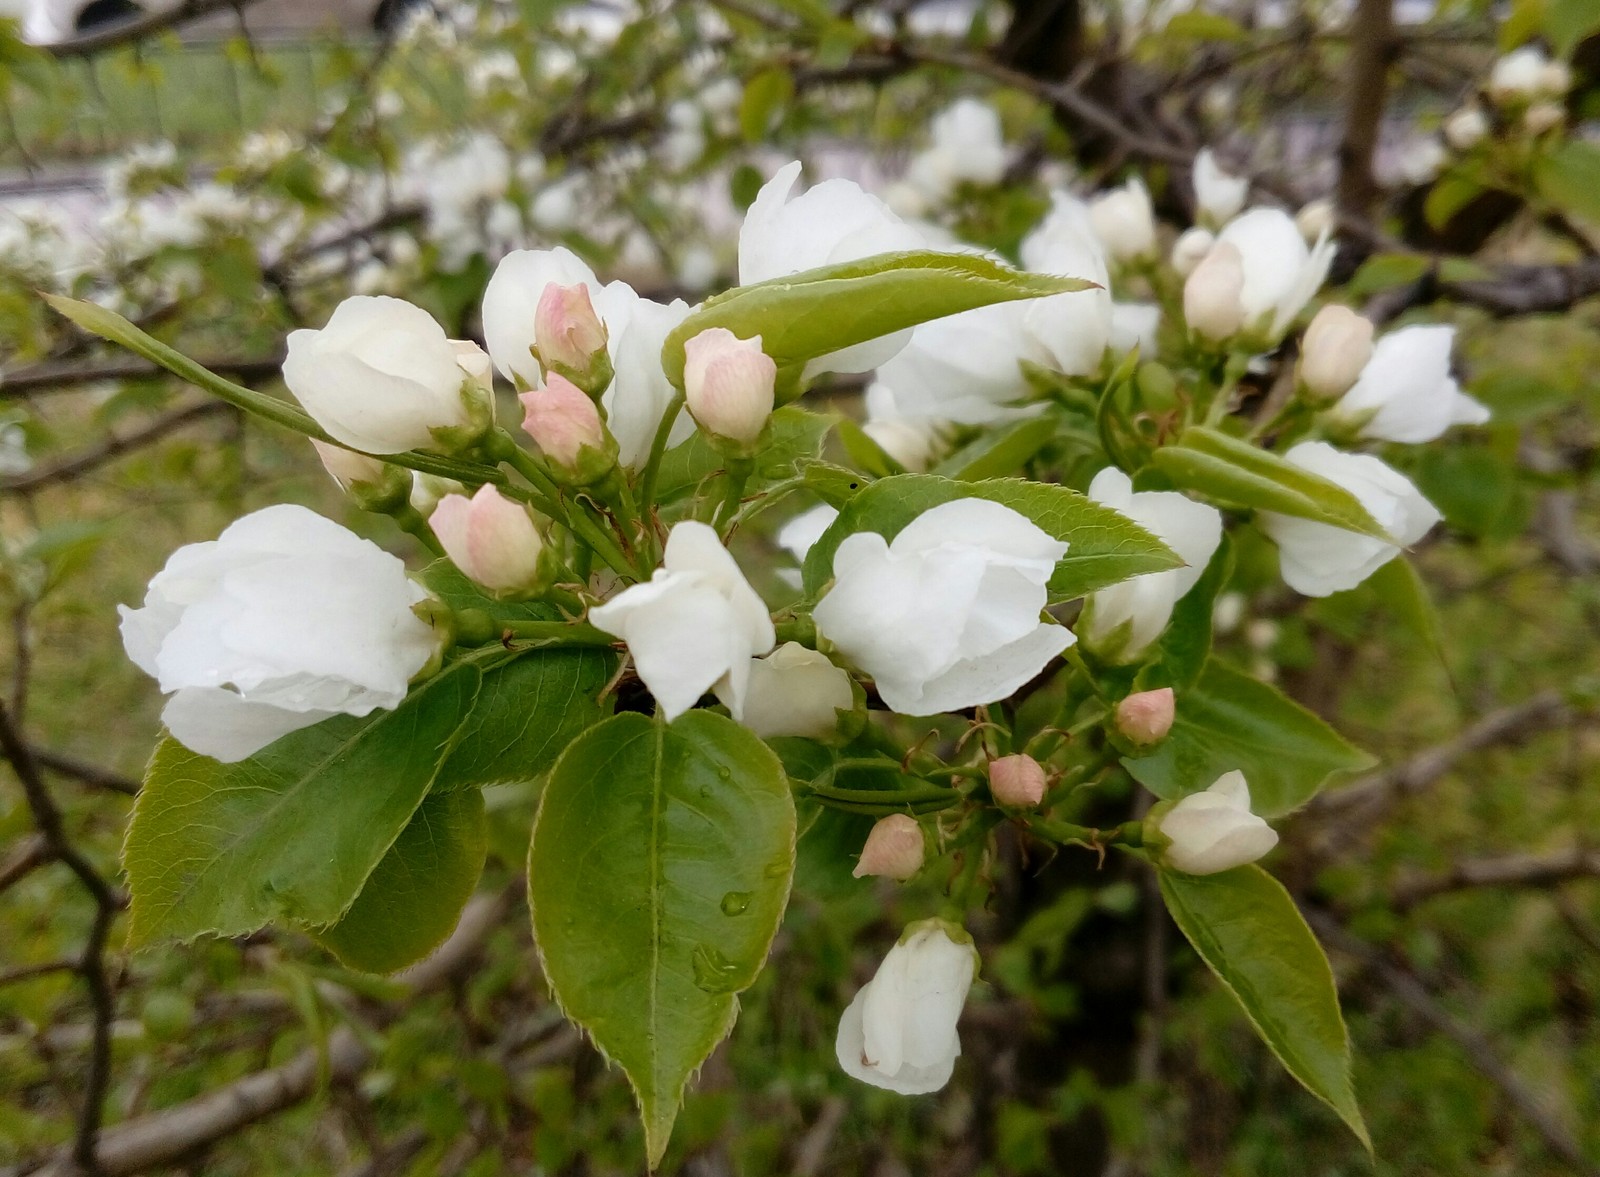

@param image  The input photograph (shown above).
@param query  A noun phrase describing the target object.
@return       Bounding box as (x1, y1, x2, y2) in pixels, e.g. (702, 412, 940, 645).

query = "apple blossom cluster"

(93, 116, 1486, 1150)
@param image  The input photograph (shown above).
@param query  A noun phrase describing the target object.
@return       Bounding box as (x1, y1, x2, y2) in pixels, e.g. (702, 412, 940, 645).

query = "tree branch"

(1336, 0, 1396, 218)
(33, 749, 141, 797)
(0, 400, 230, 494)
(42, 0, 268, 59)
(1389, 847, 1600, 908)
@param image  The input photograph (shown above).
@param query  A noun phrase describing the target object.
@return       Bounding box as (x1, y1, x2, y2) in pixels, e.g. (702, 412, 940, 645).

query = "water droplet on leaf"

(719, 890, 751, 916)
(691, 944, 743, 994)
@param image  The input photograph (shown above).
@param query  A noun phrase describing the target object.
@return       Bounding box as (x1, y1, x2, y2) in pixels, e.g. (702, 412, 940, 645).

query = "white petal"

(161, 688, 335, 764)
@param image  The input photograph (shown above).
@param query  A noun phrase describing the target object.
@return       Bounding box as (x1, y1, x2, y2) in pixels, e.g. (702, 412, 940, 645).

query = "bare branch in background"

(0, 400, 231, 494)
(1389, 847, 1600, 908)
(1337, 0, 1396, 218)
(0, 357, 284, 400)
(33, 748, 141, 797)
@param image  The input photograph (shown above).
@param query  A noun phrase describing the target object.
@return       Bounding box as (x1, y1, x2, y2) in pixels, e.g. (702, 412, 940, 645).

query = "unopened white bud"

(1299, 305, 1375, 402)
(853, 814, 925, 881)
(1183, 242, 1246, 340)
(1116, 688, 1175, 746)
(1295, 199, 1336, 244)
(1088, 178, 1157, 263)
(683, 327, 776, 447)
(1170, 227, 1215, 278)
(989, 753, 1046, 808)
(1154, 771, 1278, 875)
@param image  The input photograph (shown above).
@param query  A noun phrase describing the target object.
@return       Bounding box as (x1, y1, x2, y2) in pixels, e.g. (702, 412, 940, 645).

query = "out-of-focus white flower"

(683, 328, 777, 445)
(989, 753, 1046, 808)
(1019, 194, 1113, 375)
(727, 642, 854, 739)
(1524, 102, 1565, 134)
(430, 485, 548, 597)
(813, 498, 1072, 715)
(531, 175, 583, 231)
(776, 504, 839, 567)
(904, 97, 1009, 202)
(1488, 45, 1570, 104)
(1184, 241, 1246, 341)
(1327, 324, 1489, 443)
(282, 296, 485, 454)
(1170, 227, 1215, 277)
(589, 521, 775, 720)
(862, 384, 948, 471)
(1214, 208, 1337, 341)
(1259, 441, 1441, 596)
(676, 244, 719, 291)
(1298, 305, 1374, 402)
(1083, 468, 1222, 660)
(871, 298, 1049, 426)
(738, 161, 928, 375)
(835, 921, 978, 1094)
(1396, 138, 1448, 186)
(1443, 105, 1490, 151)
(1156, 771, 1278, 875)
(1193, 149, 1249, 228)
(1109, 302, 1161, 355)
(1088, 177, 1157, 262)
(852, 814, 926, 880)
(118, 505, 440, 763)
(1295, 199, 1335, 243)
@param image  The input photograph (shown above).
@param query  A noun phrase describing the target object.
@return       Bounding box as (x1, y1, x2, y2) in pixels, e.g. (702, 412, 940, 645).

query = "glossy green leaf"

(315, 788, 487, 974)
(1160, 866, 1369, 1148)
(835, 416, 905, 478)
(798, 460, 872, 507)
(1123, 659, 1374, 816)
(1150, 427, 1391, 540)
(123, 663, 482, 947)
(801, 473, 1181, 601)
(659, 251, 1097, 387)
(528, 711, 795, 1167)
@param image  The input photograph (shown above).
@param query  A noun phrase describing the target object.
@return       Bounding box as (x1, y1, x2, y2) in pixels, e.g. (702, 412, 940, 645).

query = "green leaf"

(1150, 427, 1391, 540)
(835, 416, 906, 478)
(1141, 535, 1234, 693)
(798, 460, 871, 507)
(1534, 141, 1600, 224)
(1366, 556, 1447, 670)
(932, 415, 1059, 481)
(1424, 174, 1486, 231)
(1123, 659, 1374, 816)
(418, 563, 616, 789)
(1547, 0, 1600, 55)
(653, 406, 834, 505)
(315, 788, 487, 974)
(801, 473, 1181, 601)
(659, 251, 1097, 387)
(123, 663, 482, 947)
(528, 711, 795, 1167)
(1162, 10, 1249, 40)
(1160, 866, 1369, 1148)
(739, 67, 793, 141)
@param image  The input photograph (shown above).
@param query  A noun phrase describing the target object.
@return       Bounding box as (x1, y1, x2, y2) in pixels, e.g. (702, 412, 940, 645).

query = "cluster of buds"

(1443, 44, 1571, 152)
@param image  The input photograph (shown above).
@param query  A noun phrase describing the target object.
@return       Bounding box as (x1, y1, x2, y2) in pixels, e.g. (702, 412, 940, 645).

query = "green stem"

(490, 431, 640, 580)
(390, 504, 443, 557)
(714, 461, 753, 534)
(806, 779, 957, 807)
(488, 620, 618, 647)
(637, 390, 686, 519)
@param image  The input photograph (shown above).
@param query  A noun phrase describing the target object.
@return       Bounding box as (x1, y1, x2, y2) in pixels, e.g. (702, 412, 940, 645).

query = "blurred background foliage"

(2, 0, 1598, 1174)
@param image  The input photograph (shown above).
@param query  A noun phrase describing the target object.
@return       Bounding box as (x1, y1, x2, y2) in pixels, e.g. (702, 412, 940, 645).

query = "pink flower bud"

(853, 813, 925, 881)
(519, 373, 613, 480)
(1116, 688, 1175, 746)
(683, 327, 776, 446)
(1184, 241, 1245, 341)
(1298, 305, 1374, 402)
(988, 753, 1047, 808)
(534, 283, 609, 385)
(430, 484, 547, 596)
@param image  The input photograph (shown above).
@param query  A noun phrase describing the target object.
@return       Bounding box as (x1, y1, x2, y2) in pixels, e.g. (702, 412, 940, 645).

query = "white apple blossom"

(738, 161, 928, 375)
(903, 97, 1009, 201)
(118, 505, 440, 763)
(1193, 148, 1249, 227)
(724, 642, 854, 739)
(1083, 468, 1223, 660)
(482, 247, 602, 388)
(1443, 105, 1490, 151)
(813, 498, 1072, 715)
(1088, 177, 1157, 262)
(282, 296, 486, 455)
(1109, 302, 1162, 355)
(1214, 207, 1337, 341)
(870, 299, 1051, 425)
(862, 384, 948, 472)
(1157, 771, 1279, 875)
(1328, 325, 1489, 443)
(835, 921, 979, 1094)
(1018, 193, 1114, 375)
(1259, 441, 1441, 596)
(776, 504, 840, 567)
(589, 521, 775, 720)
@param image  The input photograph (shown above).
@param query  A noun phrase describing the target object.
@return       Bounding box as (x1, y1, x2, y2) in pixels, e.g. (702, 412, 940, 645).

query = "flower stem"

(637, 391, 686, 520)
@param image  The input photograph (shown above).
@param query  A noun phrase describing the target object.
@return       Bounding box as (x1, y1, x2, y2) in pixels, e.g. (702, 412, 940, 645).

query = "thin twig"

(0, 357, 284, 399)
(33, 749, 141, 797)
(1388, 847, 1600, 909)
(0, 401, 229, 494)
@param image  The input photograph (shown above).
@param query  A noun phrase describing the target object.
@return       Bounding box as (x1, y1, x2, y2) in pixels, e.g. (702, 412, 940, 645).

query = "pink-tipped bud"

(853, 813, 925, 881)
(534, 283, 611, 393)
(430, 484, 549, 597)
(683, 327, 776, 448)
(1298, 305, 1374, 402)
(519, 373, 616, 483)
(989, 753, 1047, 809)
(1116, 688, 1176, 746)
(1184, 241, 1246, 341)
